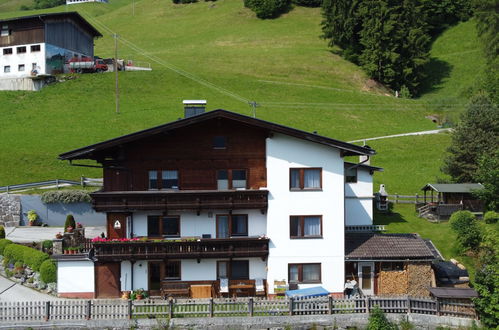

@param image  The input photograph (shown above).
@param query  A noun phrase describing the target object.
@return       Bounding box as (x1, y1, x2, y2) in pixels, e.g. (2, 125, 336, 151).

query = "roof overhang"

(59, 109, 376, 161)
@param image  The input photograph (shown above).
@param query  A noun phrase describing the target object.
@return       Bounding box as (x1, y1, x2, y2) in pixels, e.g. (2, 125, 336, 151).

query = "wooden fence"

(0, 296, 476, 322)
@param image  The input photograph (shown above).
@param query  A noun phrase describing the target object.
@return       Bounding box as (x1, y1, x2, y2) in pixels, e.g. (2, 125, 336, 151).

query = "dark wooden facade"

(100, 118, 268, 192)
(0, 12, 101, 52)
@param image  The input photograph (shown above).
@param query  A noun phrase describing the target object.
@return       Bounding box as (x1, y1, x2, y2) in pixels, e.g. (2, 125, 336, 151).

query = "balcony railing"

(92, 237, 270, 261)
(90, 189, 268, 212)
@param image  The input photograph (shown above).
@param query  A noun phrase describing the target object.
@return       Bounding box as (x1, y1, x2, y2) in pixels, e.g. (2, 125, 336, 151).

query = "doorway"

(358, 262, 375, 296)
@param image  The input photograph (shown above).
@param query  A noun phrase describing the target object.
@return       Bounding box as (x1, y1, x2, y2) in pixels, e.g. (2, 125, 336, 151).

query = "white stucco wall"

(57, 260, 94, 293)
(345, 167, 374, 226)
(132, 210, 266, 238)
(181, 258, 267, 281)
(0, 43, 46, 78)
(266, 133, 345, 293)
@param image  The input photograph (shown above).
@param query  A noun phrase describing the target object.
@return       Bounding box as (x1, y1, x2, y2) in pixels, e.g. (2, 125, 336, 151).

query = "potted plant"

(134, 288, 145, 300)
(121, 291, 131, 300)
(55, 232, 63, 239)
(76, 222, 83, 228)
(27, 210, 38, 226)
(63, 247, 69, 254)
(66, 226, 74, 233)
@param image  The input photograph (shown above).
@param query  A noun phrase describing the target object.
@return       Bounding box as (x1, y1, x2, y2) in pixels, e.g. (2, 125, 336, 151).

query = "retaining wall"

(0, 194, 21, 227)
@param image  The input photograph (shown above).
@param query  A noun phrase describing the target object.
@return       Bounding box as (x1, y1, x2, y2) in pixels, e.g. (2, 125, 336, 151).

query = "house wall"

(0, 18, 45, 47)
(57, 260, 94, 298)
(181, 258, 266, 281)
(45, 19, 94, 57)
(131, 209, 266, 238)
(345, 167, 373, 226)
(0, 43, 46, 78)
(266, 133, 345, 294)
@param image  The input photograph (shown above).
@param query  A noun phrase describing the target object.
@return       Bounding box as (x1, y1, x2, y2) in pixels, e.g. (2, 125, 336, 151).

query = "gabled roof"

(0, 12, 102, 37)
(345, 233, 440, 260)
(59, 109, 375, 160)
(421, 183, 484, 193)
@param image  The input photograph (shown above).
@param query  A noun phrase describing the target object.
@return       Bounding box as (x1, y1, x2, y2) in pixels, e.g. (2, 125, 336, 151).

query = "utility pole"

(114, 34, 120, 114)
(249, 101, 259, 118)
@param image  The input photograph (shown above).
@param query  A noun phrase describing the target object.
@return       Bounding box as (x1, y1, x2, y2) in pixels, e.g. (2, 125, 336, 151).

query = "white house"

(55, 108, 438, 299)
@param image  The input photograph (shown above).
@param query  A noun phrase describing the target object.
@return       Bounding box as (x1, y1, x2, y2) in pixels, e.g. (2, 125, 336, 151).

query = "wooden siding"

(45, 19, 94, 56)
(0, 18, 44, 47)
(102, 118, 268, 192)
(94, 262, 121, 298)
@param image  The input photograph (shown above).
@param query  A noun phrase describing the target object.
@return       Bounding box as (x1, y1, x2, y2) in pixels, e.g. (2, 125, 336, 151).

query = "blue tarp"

(285, 286, 329, 298)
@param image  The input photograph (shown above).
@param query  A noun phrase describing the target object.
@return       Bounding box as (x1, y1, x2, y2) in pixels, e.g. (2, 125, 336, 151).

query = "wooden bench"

(161, 281, 190, 299)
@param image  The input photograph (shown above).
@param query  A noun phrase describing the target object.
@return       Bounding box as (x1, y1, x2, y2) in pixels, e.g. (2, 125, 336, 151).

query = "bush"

(244, 0, 291, 19)
(23, 248, 49, 271)
(40, 259, 57, 283)
(367, 306, 397, 330)
(292, 0, 320, 7)
(41, 190, 91, 204)
(3, 244, 30, 263)
(484, 211, 499, 224)
(42, 240, 53, 250)
(449, 211, 482, 251)
(0, 225, 5, 239)
(64, 214, 76, 232)
(0, 238, 11, 254)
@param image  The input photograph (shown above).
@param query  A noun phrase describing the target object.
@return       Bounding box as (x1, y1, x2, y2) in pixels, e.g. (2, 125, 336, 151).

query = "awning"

(285, 286, 329, 298)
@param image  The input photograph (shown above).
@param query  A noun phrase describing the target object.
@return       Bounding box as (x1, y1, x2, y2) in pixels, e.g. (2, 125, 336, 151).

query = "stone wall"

(0, 194, 21, 227)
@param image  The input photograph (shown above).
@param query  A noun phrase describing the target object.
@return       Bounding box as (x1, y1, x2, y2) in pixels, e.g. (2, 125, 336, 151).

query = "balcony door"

(216, 214, 248, 238)
(107, 213, 130, 239)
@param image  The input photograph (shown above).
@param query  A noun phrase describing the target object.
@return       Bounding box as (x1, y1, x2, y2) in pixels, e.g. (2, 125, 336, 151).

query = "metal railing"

(0, 177, 102, 193)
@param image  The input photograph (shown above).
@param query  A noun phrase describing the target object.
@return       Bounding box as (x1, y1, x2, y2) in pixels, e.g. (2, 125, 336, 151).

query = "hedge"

(41, 190, 91, 204)
(0, 239, 12, 254)
(2, 243, 50, 271)
(40, 259, 57, 283)
(0, 225, 5, 239)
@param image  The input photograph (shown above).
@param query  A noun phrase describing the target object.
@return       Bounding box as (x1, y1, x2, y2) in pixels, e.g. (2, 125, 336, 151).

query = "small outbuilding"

(419, 183, 484, 220)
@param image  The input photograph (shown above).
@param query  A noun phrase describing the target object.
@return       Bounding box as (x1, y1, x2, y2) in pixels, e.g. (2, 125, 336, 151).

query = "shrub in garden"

(0, 238, 12, 254)
(292, 0, 320, 7)
(3, 244, 30, 263)
(40, 259, 57, 283)
(41, 190, 91, 204)
(244, 0, 291, 19)
(0, 225, 5, 239)
(484, 211, 499, 224)
(42, 240, 53, 250)
(64, 214, 76, 232)
(23, 248, 49, 271)
(367, 306, 397, 330)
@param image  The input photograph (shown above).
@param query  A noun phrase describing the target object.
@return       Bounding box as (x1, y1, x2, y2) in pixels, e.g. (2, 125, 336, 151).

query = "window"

(147, 215, 180, 237)
(345, 164, 357, 183)
(216, 214, 248, 238)
(217, 169, 247, 190)
(3, 48, 12, 55)
(16, 46, 26, 54)
(162, 170, 179, 189)
(148, 170, 158, 189)
(290, 216, 322, 238)
(213, 136, 227, 149)
(289, 263, 321, 284)
(18, 64, 25, 72)
(290, 168, 322, 190)
(1, 25, 10, 37)
(30, 45, 40, 52)
(4, 66, 10, 73)
(165, 260, 181, 280)
(217, 260, 249, 280)
(149, 170, 179, 190)
(381, 262, 404, 271)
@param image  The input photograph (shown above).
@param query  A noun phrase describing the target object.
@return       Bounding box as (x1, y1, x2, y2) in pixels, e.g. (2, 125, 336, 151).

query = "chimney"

(183, 100, 206, 118)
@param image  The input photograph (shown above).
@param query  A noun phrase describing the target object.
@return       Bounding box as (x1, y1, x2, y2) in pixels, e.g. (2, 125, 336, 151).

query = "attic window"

(213, 136, 227, 149)
(1, 25, 10, 37)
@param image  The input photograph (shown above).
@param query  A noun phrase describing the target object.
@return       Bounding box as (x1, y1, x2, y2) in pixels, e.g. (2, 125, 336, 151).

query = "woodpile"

(407, 262, 433, 296)
(378, 267, 408, 295)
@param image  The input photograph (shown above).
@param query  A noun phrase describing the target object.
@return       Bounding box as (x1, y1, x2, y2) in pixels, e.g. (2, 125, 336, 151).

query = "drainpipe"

(130, 260, 135, 291)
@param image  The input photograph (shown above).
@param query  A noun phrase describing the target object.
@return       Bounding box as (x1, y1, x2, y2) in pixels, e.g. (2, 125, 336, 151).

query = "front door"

(358, 262, 375, 296)
(95, 262, 121, 298)
(107, 212, 129, 239)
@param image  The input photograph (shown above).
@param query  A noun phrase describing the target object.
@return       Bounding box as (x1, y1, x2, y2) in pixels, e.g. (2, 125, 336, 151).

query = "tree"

(473, 0, 498, 64)
(442, 93, 499, 182)
(244, 0, 291, 19)
(474, 151, 499, 211)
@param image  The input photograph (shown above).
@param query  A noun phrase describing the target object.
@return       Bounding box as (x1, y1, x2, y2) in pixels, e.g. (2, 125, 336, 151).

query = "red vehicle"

(68, 57, 108, 73)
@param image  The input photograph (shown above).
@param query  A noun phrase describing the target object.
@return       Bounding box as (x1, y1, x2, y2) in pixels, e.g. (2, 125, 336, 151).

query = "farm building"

(0, 12, 102, 90)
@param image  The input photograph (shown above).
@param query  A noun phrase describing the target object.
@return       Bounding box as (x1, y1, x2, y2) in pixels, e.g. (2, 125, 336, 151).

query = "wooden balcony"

(92, 237, 270, 262)
(90, 189, 268, 212)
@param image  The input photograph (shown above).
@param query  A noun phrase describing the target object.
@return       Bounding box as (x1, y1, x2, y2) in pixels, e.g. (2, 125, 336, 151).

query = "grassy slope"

(0, 0, 31, 12)
(0, 0, 486, 271)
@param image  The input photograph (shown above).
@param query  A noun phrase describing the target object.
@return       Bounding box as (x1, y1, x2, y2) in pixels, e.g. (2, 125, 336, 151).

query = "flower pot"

(28, 222, 34, 226)
(135, 294, 143, 300)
